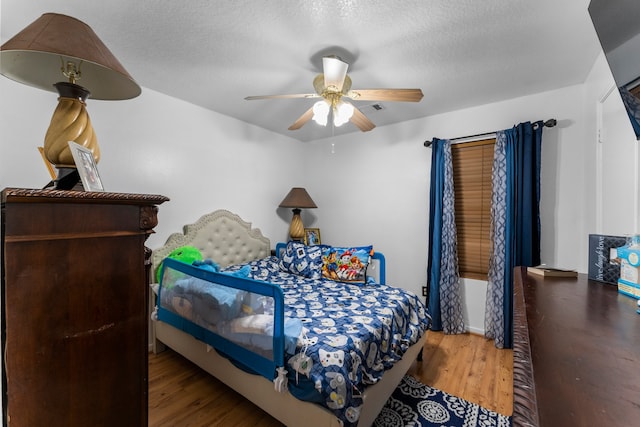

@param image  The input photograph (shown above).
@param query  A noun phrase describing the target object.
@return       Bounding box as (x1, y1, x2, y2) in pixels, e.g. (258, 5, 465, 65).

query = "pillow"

(321, 245, 373, 284)
(279, 241, 323, 279)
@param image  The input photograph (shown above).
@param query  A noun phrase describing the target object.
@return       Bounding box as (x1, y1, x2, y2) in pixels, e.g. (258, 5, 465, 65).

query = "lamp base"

(43, 82, 99, 168)
(43, 168, 83, 191)
(289, 208, 305, 241)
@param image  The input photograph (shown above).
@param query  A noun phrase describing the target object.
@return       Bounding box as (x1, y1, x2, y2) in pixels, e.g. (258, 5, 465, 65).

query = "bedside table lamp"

(0, 13, 141, 189)
(279, 187, 317, 241)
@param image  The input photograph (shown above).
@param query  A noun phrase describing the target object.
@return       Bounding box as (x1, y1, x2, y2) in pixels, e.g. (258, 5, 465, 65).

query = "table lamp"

(279, 187, 317, 240)
(0, 13, 141, 189)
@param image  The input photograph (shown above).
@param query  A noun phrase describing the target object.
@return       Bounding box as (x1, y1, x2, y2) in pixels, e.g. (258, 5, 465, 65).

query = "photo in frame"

(304, 228, 321, 246)
(68, 141, 104, 192)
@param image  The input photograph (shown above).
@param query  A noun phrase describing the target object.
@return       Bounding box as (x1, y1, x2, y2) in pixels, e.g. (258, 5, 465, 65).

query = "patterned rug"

(374, 375, 512, 427)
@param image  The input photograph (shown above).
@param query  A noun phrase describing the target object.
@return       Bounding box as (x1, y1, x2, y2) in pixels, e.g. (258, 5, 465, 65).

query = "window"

(450, 138, 495, 280)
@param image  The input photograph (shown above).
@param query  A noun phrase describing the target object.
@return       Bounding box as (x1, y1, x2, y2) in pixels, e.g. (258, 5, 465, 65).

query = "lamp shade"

(279, 187, 317, 209)
(0, 13, 140, 100)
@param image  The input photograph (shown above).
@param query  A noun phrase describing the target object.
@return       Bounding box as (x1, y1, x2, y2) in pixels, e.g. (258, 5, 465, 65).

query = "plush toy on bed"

(192, 259, 252, 279)
(156, 245, 203, 283)
(157, 244, 253, 283)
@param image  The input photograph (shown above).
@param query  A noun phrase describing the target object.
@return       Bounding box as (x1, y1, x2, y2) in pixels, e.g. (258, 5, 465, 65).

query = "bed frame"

(150, 209, 426, 427)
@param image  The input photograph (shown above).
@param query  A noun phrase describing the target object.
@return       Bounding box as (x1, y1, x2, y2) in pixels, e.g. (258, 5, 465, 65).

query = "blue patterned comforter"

(222, 256, 430, 426)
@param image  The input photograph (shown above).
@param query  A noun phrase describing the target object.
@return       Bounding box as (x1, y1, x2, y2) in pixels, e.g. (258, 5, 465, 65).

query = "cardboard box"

(588, 234, 626, 284)
(614, 245, 640, 266)
(618, 279, 640, 299)
(620, 259, 640, 284)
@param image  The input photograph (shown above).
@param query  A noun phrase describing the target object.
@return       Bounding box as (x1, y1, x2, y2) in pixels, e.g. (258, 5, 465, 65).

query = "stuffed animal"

(156, 245, 203, 283)
(192, 258, 220, 272)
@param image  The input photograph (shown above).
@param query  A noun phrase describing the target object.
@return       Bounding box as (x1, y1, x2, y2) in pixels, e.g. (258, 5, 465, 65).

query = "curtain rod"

(423, 118, 557, 147)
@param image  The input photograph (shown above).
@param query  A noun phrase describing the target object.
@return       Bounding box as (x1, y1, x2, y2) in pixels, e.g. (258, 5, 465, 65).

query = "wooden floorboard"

(407, 331, 514, 416)
(148, 331, 513, 425)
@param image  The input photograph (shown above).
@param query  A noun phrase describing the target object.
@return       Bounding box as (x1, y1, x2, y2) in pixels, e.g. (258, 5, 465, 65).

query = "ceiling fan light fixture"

(246, 52, 422, 133)
(333, 101, 354, 127)
(322, 56, 349, 91)
(312, 100, 330, 126)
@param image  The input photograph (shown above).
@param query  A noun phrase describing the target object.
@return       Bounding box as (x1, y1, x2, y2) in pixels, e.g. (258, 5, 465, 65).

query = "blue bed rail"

(156, 257, 286, 381)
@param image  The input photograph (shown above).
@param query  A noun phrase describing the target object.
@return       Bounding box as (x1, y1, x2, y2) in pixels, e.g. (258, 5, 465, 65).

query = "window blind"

(451, 139, 495, 280)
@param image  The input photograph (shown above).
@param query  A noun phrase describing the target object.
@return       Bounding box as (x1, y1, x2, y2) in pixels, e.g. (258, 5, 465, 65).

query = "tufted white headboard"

(151, 210, 271, 282)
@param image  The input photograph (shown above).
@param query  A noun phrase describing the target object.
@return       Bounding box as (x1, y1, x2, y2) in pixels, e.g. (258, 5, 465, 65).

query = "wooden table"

(512, 267, 640, 427)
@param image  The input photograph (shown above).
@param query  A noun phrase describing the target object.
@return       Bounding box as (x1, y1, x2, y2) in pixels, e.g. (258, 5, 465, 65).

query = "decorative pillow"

(279, 241, 323, 279)
(321, 245, 373, 284)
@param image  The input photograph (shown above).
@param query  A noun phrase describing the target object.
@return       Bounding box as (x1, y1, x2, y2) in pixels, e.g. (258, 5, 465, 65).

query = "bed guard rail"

(156, 257, 287, 388)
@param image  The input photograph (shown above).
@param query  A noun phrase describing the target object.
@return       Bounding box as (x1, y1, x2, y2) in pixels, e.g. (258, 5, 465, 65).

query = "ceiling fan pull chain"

(330, 119, 337, 154)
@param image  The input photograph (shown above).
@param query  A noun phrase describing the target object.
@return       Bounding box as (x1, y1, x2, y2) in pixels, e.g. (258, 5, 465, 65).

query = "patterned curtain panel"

(619, 86, 640, 139)
(485, 131, 508, 348)
(485, 121, 543, 349)
(427, 138, 465, 334)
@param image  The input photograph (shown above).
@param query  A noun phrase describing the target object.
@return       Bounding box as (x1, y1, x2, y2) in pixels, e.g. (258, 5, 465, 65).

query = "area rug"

(374, 375, 512, 427)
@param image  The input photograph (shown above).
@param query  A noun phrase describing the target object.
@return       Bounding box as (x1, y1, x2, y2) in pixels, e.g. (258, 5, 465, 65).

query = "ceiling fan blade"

(323, 56, 349, 92)
(346, 88, 424, 102)
(245, 93, 319, 100)
(350, 107, 376, 132)
(288, 106, 315, 130)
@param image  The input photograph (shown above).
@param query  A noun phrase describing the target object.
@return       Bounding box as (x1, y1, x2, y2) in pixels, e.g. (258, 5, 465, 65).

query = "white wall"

(2, 52, 638, 338)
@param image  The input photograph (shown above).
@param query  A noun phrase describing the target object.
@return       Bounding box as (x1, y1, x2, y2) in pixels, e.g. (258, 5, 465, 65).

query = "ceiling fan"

(244, 55, 424, 132)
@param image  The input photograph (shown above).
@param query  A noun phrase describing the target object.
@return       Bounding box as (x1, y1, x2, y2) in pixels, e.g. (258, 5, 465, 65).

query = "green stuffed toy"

(156, 245, 203, 283)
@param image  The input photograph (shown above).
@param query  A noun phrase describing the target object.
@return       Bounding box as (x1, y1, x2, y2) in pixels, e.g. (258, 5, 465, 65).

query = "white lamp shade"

(322, 56, 349, 91)
(334, 101, 354, 127)
(312, 100, 330, 126)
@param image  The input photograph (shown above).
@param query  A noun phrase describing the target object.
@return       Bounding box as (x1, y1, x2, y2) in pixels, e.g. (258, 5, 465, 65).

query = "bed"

(149, 210, 430, 427)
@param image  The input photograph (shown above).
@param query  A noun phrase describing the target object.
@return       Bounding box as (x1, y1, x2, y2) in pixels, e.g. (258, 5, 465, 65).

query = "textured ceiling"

(1, 0, 603, 142)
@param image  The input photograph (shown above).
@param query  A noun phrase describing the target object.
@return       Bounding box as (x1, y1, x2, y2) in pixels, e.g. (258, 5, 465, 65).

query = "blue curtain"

(485, 121, 543, 348)
(427, 138, 465, 334)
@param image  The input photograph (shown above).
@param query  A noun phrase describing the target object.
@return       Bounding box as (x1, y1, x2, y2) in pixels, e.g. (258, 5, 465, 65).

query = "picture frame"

(67, 141, 104, 192)
(304, 228, 321, 246)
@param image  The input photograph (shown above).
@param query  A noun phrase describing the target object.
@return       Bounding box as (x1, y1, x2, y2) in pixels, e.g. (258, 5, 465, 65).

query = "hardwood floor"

(407, 331, 513, 416)
(148, 331, 513, 426)
(148, 348, 281, 427)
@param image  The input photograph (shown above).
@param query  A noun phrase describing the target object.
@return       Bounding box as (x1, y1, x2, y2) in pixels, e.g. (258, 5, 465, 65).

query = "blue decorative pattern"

(619, 86, 640, 138)
(486, 131, 507, 348)
(375, 375, 512, 427)
(439, 141, 465, 334)
(279, 241, 323, 279)
(427, 139, 465, 335)
(220, 257, 431, 426)
(485, 122, 543, 349)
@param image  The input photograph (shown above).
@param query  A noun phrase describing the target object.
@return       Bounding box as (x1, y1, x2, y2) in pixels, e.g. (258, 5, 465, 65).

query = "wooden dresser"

(512, 267, 640, 427)
(1, 188, 168, 427)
